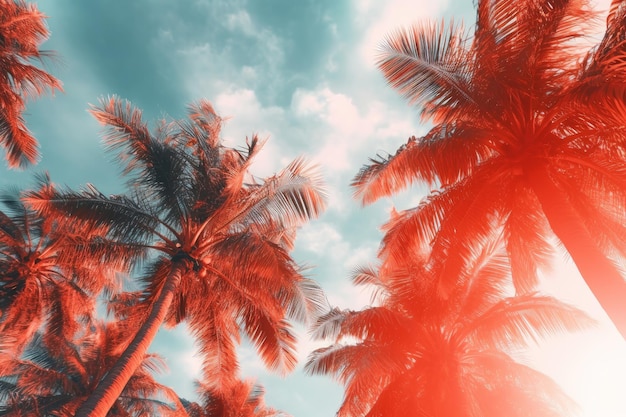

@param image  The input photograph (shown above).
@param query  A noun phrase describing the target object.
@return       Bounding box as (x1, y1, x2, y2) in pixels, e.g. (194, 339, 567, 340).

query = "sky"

(6, 0, 626, 416)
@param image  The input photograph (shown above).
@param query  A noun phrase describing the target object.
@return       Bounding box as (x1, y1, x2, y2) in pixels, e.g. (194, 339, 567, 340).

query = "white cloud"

(169, 5, 286, 105)
(297, 222, 345, 256)
(289, 85, 422, 217)
(291, 89, 327, 117)
(241, 66, 257, 80)
(213, 88, 291, 177)
(291, 86, 418, 173)
(292, 87, 360, 135)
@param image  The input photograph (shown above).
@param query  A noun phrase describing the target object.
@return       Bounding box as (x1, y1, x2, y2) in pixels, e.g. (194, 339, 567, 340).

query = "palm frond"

(89, 96, 153, 174)
(573, 0, 626, 97)
(378, 20, 476, 124)
(351, 136, 434, 204)
(280, 277, 328, 324)
(190, 308, 240, 391)
(462, 294, 595, 349)
(504, 186, 554, 294)
(0, 278, 43, 354)
(222, 135, 267, 197)
(454, 246, 512, 322)
(204, 232, 302, 311)
(240, 306, 298, 375)
(238, 157, 327, 228)
(309, 307, 348, 341)
(0, 209, 24, 247)
(24, 183, 172, 248)
(377, 190, 452, 268)
(351, 264, 386, 304)
(181, 99, 223, 153)
(427, 163, 508, 297)
(362, 372, 427, 417)
(342, 307, 407, 343)
(0, 0, 62, 168)
(467, 349, 579, 417)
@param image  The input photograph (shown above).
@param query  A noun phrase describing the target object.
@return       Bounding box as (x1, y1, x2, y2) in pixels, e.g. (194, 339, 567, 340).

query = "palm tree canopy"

(0, 322, 185, 416)
(0, 0, 62, 168)
(306, 241, 593, 417)
(25, 96, 327, 388)
(0, 187, 125, 355)
(351, 0, 626, 335)
(183, 379, 291, 417)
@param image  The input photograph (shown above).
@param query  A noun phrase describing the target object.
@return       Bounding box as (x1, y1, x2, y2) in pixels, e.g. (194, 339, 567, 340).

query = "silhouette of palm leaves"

(0, 322, 185, 416)
(0, 0, 61, 168)
(306, 239, 593, 417)
(352, 0, 626, 338)
(26, 96, 327, 416)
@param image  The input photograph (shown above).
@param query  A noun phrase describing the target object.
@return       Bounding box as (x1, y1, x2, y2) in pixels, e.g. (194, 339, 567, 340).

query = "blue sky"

(8, 1, 626, 416)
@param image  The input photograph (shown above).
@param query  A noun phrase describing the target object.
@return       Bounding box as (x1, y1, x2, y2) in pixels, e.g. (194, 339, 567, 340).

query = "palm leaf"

(238, 157, 327, 228)
(24, 183, 172, 247)
(504, 185, 554, 294)
(462, 294, 595, 349)
(0, 0, 62, 168)
(467, 350, 579, 417)
(280, 277, 328, 324)
(305, 342, 406, 385)
(190, 308, 240, 391)
(351, 136, 434, 204)
(240, 306, 298, 375)
(377, 20, 476, 123)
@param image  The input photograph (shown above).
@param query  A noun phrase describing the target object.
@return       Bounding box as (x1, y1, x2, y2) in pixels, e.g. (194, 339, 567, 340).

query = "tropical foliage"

(306, 238, 593, 417)
(0, 189, 120, 356)
(182, 379, 291, 417)
(0, 0, 619, 416)
(352, 0, 626, 339)
(25, 96, 327, 416)
(0, 0, 61, 168)
(0, 323, 185, 416)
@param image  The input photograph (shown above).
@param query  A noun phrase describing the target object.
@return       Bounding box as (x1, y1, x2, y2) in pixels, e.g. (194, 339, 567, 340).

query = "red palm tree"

(0, 322, 185, 416)
(0, 0, 62, 168)
(352, 0, 626, 338)
(26, 97, 327, 416)
(0, 188, 126, 355)
(183, 379, 290, 417)
(306, 239, 593, 417)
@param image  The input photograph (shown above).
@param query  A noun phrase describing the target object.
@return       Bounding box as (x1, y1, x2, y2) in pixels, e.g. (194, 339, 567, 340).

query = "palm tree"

(352, 0, 626, 338)
(182, 379, 290, 417)
(0, 322, 185, 416)
(0, 0, 62, 168)
(0, 187, 124, 355)
(306, 239, 593, 417)
(26, 96, 327, 416)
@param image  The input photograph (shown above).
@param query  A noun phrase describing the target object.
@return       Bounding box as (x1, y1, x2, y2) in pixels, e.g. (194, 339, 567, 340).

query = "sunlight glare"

(532, 257, 626, 417)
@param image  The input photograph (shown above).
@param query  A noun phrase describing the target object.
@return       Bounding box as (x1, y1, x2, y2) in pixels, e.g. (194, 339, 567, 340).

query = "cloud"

(297, 222, 345, 256)
(213, 88, 292, 177)
(292, 88, 360, 135)
(224, 10, 254, 35)
(289, 85, 422, 217)
(165, 4, 287, 106)
(291, 86, 419, 172)
(187, 85, 422, 219)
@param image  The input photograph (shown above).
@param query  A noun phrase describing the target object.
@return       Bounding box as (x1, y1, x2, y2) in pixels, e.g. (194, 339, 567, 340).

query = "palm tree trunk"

(527, 163, 626, 340)
(75, 260, 188, 417)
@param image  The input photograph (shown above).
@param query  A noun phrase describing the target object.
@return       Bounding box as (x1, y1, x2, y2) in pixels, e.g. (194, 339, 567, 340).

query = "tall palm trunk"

(75, 261, 188, 417)
(527, 163, 626, 340)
